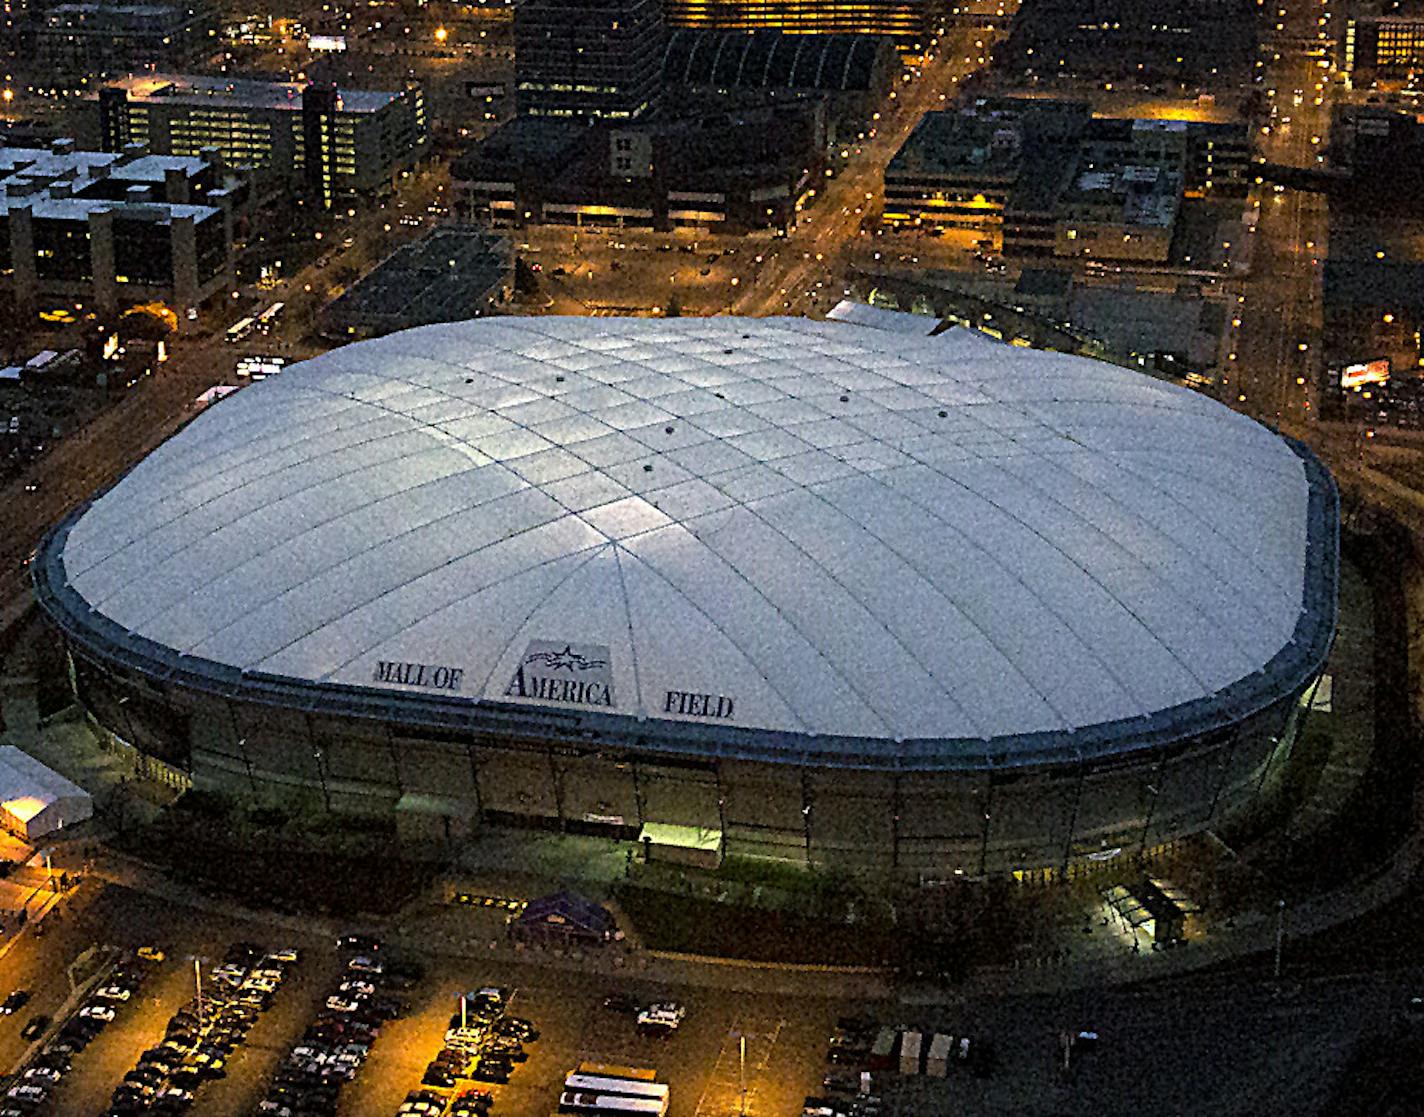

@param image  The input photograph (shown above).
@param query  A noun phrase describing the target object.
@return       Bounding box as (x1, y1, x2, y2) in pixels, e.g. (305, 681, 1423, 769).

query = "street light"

(739, 1033, 749, 1117)
(194, 957, 205, 1027)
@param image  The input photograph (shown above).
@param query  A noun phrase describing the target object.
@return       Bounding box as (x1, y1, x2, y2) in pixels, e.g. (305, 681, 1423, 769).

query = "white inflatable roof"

(59, 316, 1312, 745)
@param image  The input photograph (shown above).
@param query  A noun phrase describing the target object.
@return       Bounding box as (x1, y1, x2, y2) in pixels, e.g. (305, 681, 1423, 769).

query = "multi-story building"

(882, 98, 1090, 240)
(95, 75, 429, 208)
(515, 0, 665, 121)
(999, 0, 1259, 87)
(1342, 14, 1424, 87)
(452, 98, 825, 232)
(663, 0, 943, 61)
(34, 0, 219, 81)
(661, 29, 898, 139)
(0, 139, 238, 319)
(885, 98, 1249, 258)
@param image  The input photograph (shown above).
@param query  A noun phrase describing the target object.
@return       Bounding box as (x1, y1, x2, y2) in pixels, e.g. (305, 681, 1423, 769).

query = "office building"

(1000, 0, 1259, 87)
(0, 139, 238, 318)
(662, 29, 897, 137)
(884, 99, 1249, 259)
(35, 0, 219, 80)
(515, 0, 665, 121)
(452, 97, 825, 232)
(663, 0, 943, 61)
(1343, 14, 1424, 87)
(97, 75, 429, 208)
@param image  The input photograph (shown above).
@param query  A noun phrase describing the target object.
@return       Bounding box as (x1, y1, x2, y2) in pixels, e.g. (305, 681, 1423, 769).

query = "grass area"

(614, 882, 895, 966)
(118, 791, 428, 919)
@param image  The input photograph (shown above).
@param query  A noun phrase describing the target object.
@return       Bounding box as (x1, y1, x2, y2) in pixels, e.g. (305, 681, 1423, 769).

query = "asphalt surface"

(0, 877, 1413, 1117)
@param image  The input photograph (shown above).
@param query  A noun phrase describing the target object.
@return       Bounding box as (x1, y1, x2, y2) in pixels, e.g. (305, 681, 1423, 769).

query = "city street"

(1225, 0, 1333, 424)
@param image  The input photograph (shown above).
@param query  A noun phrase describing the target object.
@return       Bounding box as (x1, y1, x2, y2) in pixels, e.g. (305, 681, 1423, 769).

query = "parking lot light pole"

(194, 958, 204, 1028)
(739, 1033, 748, 1117)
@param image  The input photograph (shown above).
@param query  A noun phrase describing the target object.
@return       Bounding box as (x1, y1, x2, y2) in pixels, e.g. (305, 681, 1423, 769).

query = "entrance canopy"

(513, 889, 620, 943)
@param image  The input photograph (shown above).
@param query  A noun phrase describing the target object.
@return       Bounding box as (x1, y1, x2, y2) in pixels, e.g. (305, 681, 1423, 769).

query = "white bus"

(558, 1091, 667, 1117)
(256, 302, 285, 333)
(226, 316, 256, 344)
(563, 1076, 667, 1101)
(560, 1068, 668, 1117)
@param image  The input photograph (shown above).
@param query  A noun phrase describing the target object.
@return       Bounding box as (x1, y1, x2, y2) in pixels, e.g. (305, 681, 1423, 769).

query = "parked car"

(0, 991, 30, 1015)
(336, 934, 382, 955)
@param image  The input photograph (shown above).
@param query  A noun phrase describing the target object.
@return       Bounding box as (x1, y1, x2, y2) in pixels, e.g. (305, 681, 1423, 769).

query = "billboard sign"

(1341, 358, 1389, 390)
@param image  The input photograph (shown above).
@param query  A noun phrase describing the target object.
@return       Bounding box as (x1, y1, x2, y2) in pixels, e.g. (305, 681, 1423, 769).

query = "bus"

(558, 1091, 667, 1117)
(560, 1067, 668, 1117)
(256, 302, 285, 333)
(225, 316, 256, 344)
(563, 1076, 667, 1100)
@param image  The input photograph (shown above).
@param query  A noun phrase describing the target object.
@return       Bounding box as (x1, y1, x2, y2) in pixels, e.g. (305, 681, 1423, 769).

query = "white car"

(347, 956, 384, 975)
(325, 996, 360, 1013)
(96, 985, 133, 1001)
(444, 1028, 485, 1051)
(338, 980, 374, 997)
(5, 1085, 45, 1102)
(80, 1004, 115, 1022)
(268, 948, 301, 963)
(21, 1067, 60, 1085)
(637, 1003, 686, 1032)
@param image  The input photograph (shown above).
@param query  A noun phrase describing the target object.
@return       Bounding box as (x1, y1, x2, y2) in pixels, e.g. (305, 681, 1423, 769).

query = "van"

(899, 1030, 922, 1075)
(926, 1033, 954, 1077)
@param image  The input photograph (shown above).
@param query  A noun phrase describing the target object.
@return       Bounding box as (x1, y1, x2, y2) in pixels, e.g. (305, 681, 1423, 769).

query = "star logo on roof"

(523, 645, 608, 672)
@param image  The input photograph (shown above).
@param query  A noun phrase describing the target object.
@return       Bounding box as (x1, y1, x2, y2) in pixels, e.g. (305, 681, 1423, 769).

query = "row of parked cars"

(0, 954, 155, 1116)
(397, 985, 538, 1116)
(105, 942, 297, 1116)
(257, 934, 419, 1117)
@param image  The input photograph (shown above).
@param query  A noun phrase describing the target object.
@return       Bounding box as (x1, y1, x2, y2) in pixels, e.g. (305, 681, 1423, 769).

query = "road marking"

(694, 1019, 786, 1117)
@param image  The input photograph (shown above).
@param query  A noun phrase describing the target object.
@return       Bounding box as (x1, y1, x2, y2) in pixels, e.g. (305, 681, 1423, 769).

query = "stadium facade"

(32, 314, 1338, 878)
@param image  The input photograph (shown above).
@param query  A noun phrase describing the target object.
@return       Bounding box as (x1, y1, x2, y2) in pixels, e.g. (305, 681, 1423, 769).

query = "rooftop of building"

(104, 73, 404, 114)
(663, 29, 895, 94)
(0, 142, 224, 222)
(886, 98, 1090, 180)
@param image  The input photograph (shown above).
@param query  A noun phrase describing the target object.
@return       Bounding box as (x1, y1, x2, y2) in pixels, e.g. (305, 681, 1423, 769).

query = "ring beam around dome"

(34, 313, 1337, 876)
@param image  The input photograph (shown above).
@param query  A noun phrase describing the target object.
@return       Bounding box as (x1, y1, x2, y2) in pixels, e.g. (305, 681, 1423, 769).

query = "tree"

(513, 257, 542, 298)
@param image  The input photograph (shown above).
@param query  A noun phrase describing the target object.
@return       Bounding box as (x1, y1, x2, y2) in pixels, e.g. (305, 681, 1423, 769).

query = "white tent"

(0, 747, 92, 842)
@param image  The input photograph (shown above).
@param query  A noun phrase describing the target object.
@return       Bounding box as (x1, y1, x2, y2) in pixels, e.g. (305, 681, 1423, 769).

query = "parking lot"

(342, 965, 835, 1117)
(0, 877, 1405, 1117)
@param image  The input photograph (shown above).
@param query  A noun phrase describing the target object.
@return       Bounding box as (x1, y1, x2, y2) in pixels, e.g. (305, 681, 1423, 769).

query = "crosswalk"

(693, 1019, 786, 1117)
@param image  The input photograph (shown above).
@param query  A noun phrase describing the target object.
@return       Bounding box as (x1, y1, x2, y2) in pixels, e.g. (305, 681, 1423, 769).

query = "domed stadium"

(32, 314, 1337, 877)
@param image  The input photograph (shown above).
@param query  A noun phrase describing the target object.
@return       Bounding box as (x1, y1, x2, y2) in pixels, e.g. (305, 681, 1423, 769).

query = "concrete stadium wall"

(63, 638, 1306, 879)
